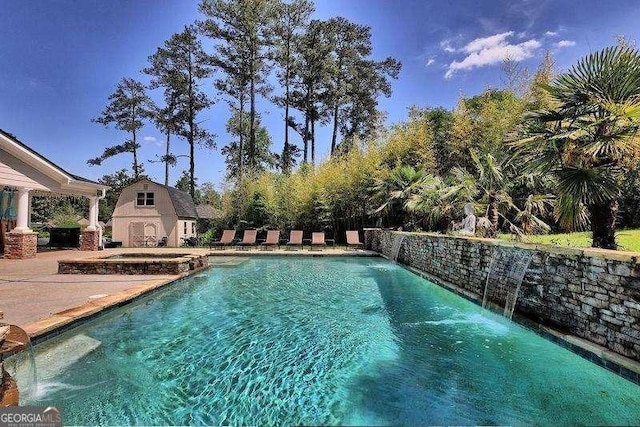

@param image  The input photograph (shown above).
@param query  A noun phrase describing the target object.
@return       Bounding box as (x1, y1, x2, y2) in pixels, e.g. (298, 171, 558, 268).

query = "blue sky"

(2, 0, 639, 189)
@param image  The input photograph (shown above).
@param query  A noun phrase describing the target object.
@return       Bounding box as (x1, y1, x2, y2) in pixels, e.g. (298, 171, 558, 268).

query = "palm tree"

(371, 165, 427, 228)
(513, 46, 640, 249)
(405, 150, 553, 236)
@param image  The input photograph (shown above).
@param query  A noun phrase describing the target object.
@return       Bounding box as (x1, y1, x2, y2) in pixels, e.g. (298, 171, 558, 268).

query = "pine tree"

(89, 78, 153, 179)
(143, 25, 214, 198)
(199, 0, 275, 173)
(272, 0, 314, 172)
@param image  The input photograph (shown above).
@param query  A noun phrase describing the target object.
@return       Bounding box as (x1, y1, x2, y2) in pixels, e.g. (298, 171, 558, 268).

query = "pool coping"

(394, 258, 640, 385)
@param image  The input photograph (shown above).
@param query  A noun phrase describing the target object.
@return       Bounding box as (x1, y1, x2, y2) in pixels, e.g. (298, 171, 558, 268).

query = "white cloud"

(143, 136, 162, 147)
(555, 40, 576, 48)
(445, 32, 541, 79)
(544, 31, 558, 37)
(426, 58, 435, 67)
(463, 31, 513, 53)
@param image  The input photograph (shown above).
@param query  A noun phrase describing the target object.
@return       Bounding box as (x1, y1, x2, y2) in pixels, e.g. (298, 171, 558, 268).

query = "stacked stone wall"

(80, 230, 100, 251)
(58, 255, 208, 275)
(4, 232, 37, 259)
(365, 229, 640, 362)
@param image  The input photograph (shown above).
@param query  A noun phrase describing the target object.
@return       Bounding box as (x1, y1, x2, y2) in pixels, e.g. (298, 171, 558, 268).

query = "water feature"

(482, 247, 533, 319)
(389, 233, 405, 262)
(0, 313, 36, 406)
(21, 257, 640, 425)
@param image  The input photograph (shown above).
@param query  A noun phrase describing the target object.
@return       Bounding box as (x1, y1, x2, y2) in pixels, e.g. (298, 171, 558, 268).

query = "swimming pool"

(25, 257, 640, 425)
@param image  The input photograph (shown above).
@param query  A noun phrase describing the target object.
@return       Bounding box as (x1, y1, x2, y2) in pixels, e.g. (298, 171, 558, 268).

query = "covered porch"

(0, 129, 109, 259)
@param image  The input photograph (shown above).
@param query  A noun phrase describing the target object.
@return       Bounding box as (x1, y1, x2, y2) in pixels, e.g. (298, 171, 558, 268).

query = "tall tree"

(143, 25, 215, 198)
(89, 77, 153, 179)
(272, 0, 314, 172)
(338, 56, 401, 146)
(514, 46, 640, 249)
(322, 17, 401, 155)
(222, 111, 276, 180)
(148, 99, 184, 186)
(199, 0, 275, 172)
(288, 19, 332, 164)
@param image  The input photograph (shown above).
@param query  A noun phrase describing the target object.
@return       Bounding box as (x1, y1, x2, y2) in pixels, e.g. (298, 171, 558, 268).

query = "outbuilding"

(111, 179, 198, 247)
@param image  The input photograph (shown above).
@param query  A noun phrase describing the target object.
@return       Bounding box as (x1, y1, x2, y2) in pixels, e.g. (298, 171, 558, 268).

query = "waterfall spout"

(482, 248, 532, 320)
(389, 234, 406, 262)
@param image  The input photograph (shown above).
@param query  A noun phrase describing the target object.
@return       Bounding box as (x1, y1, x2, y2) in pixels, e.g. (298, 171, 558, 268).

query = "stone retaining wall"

(58, 254, 208, 275)
(364, 229, 640, 363)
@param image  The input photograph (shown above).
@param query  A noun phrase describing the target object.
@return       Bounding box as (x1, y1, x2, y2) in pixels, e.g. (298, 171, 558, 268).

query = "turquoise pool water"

(28, 257, 640, 425)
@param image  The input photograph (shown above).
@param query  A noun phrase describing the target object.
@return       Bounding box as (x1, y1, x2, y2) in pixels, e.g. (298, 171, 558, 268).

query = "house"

(111, 179, 198, 247)
(0, 129, 109, 258)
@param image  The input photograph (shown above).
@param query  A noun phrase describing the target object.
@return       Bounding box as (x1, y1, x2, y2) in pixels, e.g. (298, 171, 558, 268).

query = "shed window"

(191, 222, 195, 234)
(136, 192, 155, 206)
(184, 221, 187, 234)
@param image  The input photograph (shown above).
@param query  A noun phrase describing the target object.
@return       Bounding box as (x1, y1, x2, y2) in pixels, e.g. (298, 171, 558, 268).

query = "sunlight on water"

(25, 257, 640, 425)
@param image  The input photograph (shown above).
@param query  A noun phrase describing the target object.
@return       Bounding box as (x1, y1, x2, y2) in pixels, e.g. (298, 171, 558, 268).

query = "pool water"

(28, 257, 640, 425)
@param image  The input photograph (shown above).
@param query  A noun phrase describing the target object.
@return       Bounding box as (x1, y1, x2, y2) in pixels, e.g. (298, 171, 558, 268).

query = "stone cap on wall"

(365, 228, 640, 263)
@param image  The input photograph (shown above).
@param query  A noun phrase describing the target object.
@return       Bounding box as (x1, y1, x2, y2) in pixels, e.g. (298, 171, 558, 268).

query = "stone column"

(80, 230, 99, 251)
(5, 187, 37, 259)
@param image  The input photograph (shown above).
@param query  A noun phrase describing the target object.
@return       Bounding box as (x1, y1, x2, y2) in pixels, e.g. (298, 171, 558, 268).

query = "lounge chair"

(346, 230, 364, 250)
(209, 229, 236, 249)
(237, 229, 258, 249)
(286, 230, 303, 250)
(311, 232, 326, 250)
(261, 230, 281, 250)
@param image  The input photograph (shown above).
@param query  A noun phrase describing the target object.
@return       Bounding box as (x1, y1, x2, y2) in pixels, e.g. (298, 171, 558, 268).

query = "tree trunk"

(589, 200, 618, 249)
(303, 113, 309, 164)
(284, 62, 290, 171)
(249, 65, 256, 171)
(164, 130, 170, 186)
(487, 191, 499, 238)
(331, 104, 339, 155)
(132, 129, 139, 179)
(282, 82, 289, 172)
(311, 119, 316, 165)
(188, 56, 195, 199)
(238, 95, 245, 180)
(189, 117, 195, 198)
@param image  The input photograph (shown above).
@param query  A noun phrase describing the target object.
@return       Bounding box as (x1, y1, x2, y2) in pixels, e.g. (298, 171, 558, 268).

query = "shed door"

(130, 222, 145, 247)
(129, 222, 158, 247)
(144, 223, 158, 246)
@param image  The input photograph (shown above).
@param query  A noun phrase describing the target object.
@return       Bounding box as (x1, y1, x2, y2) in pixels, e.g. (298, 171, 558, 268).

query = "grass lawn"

(497, 229, 640, 252)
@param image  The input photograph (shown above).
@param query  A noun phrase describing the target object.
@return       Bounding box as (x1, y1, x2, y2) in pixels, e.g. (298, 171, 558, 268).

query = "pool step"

(14, 334, 102, 383)
(208, 257, 250, 267)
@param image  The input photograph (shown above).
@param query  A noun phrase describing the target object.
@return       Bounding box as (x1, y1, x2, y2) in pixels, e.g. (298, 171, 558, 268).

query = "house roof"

(164, 184, 198, 219)
(0, 128, 108, 197)
(196, 204, 222, 219)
